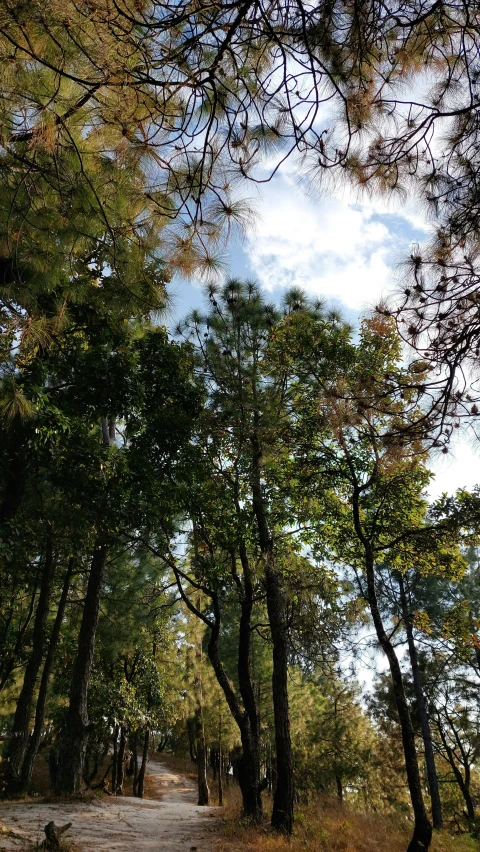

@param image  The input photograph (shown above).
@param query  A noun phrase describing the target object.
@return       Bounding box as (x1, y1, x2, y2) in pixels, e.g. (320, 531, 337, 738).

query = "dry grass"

(9, 750, 479, 852)
(221, 795, 480, 852)
(154, 752, 197, 783)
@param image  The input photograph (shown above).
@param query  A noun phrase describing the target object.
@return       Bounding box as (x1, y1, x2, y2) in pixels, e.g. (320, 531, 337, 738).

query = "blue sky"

(167, 166, 479, 501)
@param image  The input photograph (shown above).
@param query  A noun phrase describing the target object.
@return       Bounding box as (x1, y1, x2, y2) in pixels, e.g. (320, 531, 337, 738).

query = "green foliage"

(291, 672, 376, 802)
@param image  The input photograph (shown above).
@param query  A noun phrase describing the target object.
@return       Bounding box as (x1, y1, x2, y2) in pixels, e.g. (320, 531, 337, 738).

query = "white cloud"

(242, 164, 478, 512)
(428, 440, 480, 499)
(244, 171, 427, 311)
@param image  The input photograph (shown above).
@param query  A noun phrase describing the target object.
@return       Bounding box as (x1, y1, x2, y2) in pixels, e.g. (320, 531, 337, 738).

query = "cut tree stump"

(43, 820, 72, 850)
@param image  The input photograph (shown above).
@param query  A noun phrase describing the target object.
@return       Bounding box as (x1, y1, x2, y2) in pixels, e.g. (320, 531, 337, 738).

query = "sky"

(167, 164, 480, 501)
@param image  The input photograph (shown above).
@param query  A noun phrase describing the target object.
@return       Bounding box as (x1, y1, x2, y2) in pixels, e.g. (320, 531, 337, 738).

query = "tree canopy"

(2, 4, 480, 852)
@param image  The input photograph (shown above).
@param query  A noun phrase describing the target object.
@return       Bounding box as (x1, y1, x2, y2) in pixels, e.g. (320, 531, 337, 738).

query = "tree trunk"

(461, 775, 476, 824)
(211, 747, 217, 781)
(84, 744, 100, 787)
(5, 534, 56, 793)
(195, 717, 209, 805)
(264, 561, 294, 834)
(111, 724, 120, 795)
(55, 541, 108, 794)
(175, 560, 262, 821)
(131, 733, 139, 795)
(251, 435, 294, 834)
(365, 551, 432, 852)
(235, 545, 263, 822)
(460, 758, 475, 824)
(20, 558, 74, 790)
(101, 415, 116, 447)
(399, 575, 443, 830)
(187, 717, 197, 764)
(194, 657, 210, 806)
(218, 746, 224, 806)
(336, 775, 343, 803)
(116, 727, 126, 794)
(136, 727, 150, 798)
(454, 760, 476, 823)
(157, 735, 169, 752)
(435, 718, 476, 824)
(207, 601, 261, 819)
(43, 821, 72, 850)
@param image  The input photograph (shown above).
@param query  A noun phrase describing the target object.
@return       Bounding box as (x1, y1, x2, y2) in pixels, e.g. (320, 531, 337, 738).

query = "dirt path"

(0, 760, 225, 852)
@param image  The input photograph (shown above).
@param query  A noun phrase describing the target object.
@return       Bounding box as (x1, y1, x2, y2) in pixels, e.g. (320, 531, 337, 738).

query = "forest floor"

(0, 757, 242, 852)
(1, 758, 478, 852)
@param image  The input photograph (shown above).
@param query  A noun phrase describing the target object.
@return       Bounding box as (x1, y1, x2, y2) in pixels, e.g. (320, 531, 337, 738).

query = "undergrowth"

(220, 793, 480, 852)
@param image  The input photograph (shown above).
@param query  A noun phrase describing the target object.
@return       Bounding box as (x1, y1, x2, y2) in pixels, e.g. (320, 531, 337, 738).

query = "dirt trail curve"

(0, 759, 224, 851)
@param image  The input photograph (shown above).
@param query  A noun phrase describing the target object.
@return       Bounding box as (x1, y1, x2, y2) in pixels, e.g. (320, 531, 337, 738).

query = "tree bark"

(131, 733, 139, 795)
(218, 746, 224, 806)
(174, 559, 262, 821)
(364, 550, 432, 852)
(235, 545, 263, 821)
(211, 747, 218, 781)
(264, 561, 294, 834)
(195, 714, 209, 805)
(194, 638, 210, 806)
(55, 541, 108, 794)
(116, 727, 126, 794)
(43, 821, 72, 850)
(336, 775, 343, 803)
(5, 534, 56, 793)
(208, 599, 261, 817)
(187, 718, 197, 764)
(250, 433, 294, 834)
(20, 558, 74, 790)
(435, 716, 476, 824)
(111, 724, 120, 795)
(398, 575, 443, 830)
(136, 727, 150, 798)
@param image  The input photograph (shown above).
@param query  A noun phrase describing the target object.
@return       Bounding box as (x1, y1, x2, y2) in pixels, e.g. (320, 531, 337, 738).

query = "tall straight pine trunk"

(136, 727, 150, 799)
(236, 545, 263, 822)
(251, 436, 294, 834)
(205, 579, 263, 821)
(116, 727, 127, 794)
(55, 417, 113, 794)
(398, 574, 443, 830)
(195, 619, 210, 806)
(55, 541, 108, 794)
(365, 551, 432, 852)
(6, 533, 55, 793)
(264, 561, 294, 834)
(20, 557, 75, 790)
